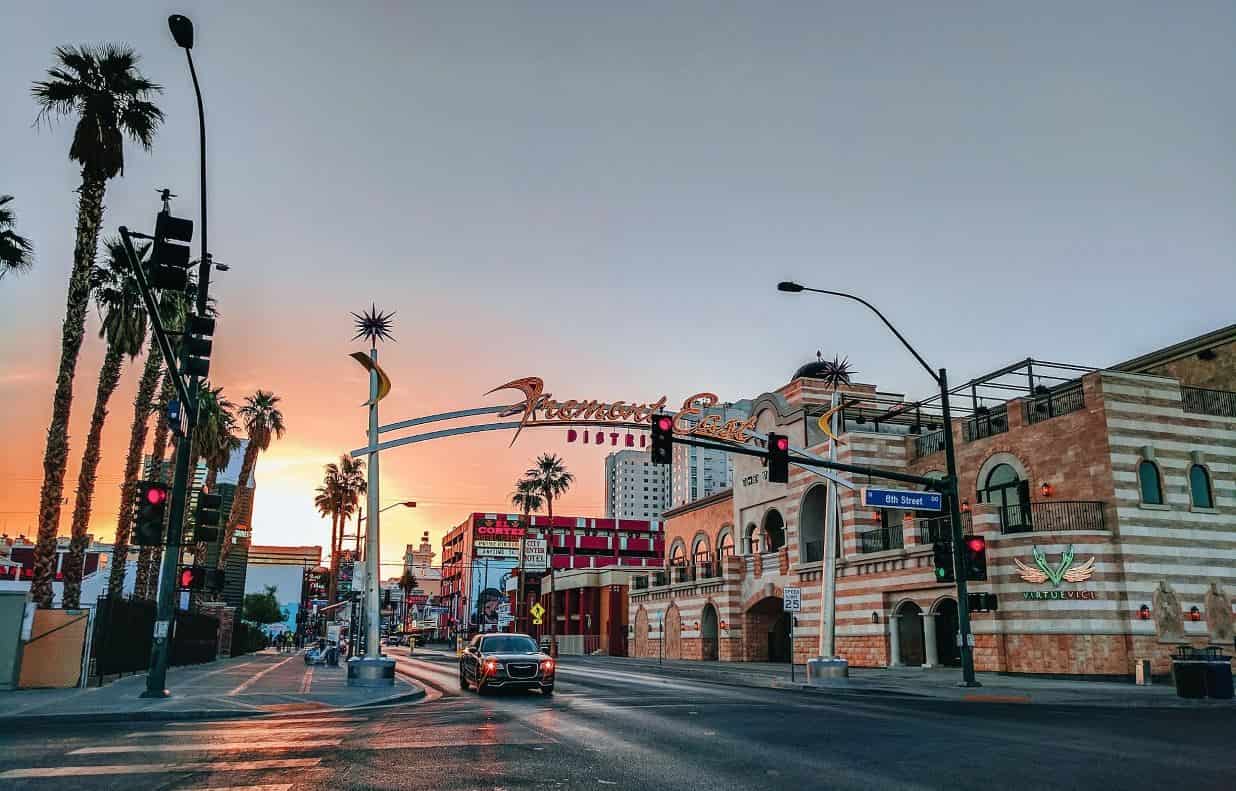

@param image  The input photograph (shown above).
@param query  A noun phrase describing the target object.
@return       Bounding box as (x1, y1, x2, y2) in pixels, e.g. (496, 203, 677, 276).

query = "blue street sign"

(167, 398, 187, 437)
(862, 487, 943, 511)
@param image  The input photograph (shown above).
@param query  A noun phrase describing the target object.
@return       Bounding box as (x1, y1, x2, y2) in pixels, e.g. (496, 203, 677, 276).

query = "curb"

(567, 660, 1234, 709)
(0, 680, 429, 728)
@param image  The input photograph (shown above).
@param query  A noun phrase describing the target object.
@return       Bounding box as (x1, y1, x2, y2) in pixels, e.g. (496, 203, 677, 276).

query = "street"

(1, 649, 1233, 790)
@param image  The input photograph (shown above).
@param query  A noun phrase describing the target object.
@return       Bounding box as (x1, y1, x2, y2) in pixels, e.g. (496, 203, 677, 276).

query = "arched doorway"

(663, 605, 682, 660)
(799, 485, 826, 563)
(744, 523, 759, 554)
(745, 596, 791, 662)
(701, 603, 719, 661)
(895, 601, 925, 667)
(762, 509, 785, 552)
(934, 598, 961, 667)
(634, 607, 649, 658)
(981, 463, 1030, 533)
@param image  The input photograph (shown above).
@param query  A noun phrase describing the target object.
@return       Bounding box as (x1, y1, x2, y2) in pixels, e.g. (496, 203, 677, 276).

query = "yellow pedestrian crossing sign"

(530, 602, 546, 625)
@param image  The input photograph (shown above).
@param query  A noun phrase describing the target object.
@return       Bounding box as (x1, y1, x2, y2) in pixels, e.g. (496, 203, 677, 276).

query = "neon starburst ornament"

(351, 304, 396, 345)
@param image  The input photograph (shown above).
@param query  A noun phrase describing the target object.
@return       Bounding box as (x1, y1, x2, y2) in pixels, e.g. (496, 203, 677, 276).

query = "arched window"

(744, 523, 760, 555)
(798, 485, 827, 563)
(762, 510, 786, 552)
(717, 531, 735, 560)
(1138, 460, 1163, 505)
(669, 541, 686, 566)
(691, 534, 711, 565)
(981, 463, 1029, 533)
(1189, 464, 1213, 509)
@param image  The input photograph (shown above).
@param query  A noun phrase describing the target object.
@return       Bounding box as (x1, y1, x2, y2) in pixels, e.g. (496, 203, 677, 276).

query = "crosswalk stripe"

(188, 786, 293, 791)
(131, 727, 353, 739)
(0, 758, 321, 779)
(71, 739, 342, 755)
(228, 654, 300, 696)
(163, 716, 365, 728)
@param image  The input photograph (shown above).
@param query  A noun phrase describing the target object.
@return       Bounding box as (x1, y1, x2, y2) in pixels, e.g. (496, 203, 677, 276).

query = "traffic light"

(650, 413, 673, 465)
(193, 490, 223, 542)
(968, 592, 999, 612)
(133, 481, 169, 546)
(962, 535, 988, 581)
(178, 565, 207, 590)
(207, 568, 226, 591)
(147, 210, 193, 290)
(767, 432, 790, 483)
(932, 540, 954, 583)
(180, 314, 215, 378)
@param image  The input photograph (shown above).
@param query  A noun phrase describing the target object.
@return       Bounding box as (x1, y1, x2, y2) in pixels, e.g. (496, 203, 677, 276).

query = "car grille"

(507, 662, 538, 679)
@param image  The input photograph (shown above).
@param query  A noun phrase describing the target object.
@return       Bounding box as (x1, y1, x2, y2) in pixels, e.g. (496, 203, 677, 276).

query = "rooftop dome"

(793, 352, 857, 387)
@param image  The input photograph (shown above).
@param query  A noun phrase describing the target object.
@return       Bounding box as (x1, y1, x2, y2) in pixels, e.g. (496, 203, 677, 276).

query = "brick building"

(441, 513, 665, 638)
(630, 325, 1236, 678)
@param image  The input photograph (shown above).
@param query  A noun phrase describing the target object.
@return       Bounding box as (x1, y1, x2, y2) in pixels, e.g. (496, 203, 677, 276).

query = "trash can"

(1204, 655, 1233, 700)
(1172, 647, 1207, 699)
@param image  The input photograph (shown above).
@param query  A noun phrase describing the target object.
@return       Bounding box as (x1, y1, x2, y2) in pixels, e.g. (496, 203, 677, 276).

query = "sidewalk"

(566, 654, 1235, 708)
(0, 649, 424, 726)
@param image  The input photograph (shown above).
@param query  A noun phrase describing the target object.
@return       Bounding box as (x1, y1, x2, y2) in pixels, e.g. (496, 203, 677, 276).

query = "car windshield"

(481, 636, 539, 654)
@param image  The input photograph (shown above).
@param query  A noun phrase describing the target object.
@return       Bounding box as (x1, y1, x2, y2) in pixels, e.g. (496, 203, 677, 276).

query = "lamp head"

(777, 281, 805, 293)
(169, 15, 194, 49)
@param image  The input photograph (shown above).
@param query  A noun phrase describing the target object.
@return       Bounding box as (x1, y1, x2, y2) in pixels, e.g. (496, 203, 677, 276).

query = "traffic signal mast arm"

(666, 432, 949, 492)
(118, 226, 193, 413)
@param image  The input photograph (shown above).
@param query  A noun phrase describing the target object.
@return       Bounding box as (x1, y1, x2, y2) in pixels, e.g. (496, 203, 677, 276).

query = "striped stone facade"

(629, 337, 1236, 678)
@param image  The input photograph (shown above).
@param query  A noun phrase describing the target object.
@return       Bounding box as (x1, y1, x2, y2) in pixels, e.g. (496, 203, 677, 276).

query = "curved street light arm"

(798, 286, 939, 384)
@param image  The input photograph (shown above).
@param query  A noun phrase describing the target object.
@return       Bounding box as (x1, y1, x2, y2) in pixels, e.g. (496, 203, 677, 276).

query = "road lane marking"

(963, 693, 1031, 704)
(71, 739, 342, 755)
(299, 666, 313, 693)
(0, 758, 321, 779)
(130, 727, 353, 739)
(227, 653, 300, 696)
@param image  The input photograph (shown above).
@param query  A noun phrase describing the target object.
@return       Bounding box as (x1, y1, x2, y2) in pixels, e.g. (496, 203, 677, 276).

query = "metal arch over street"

(349, 403, 861, 491)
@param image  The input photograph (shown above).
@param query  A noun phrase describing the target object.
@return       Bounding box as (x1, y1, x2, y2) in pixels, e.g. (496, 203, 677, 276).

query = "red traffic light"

(967, 537, 985, 553)
(179, 568, 195, 588)
(655, 416, 672, 432)
(774, 436, 789, 452)
(146, 485, 169, 505)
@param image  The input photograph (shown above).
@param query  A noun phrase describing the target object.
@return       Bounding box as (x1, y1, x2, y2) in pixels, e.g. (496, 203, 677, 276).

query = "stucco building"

(630, 325, 1236, 678)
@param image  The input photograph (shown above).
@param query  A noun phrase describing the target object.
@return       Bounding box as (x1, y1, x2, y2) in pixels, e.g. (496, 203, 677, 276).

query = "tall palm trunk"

(134, 372, 175, 599)
(61, 343, 125, 608)
(326, 509, 341, 603)
(107, 336, 163, 598)
(218, 441, 259, 569)
(31, 174, 107, 608)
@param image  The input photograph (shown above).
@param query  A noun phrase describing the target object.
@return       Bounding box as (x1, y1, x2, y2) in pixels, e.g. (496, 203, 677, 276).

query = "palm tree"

(319, 456, 365, 602)
(218, 391, 286, 569)
(108, 281, 191, 599)
(61, 239, 148, 607)
(187, 384, 239, 565)
(524, 453, 574, 521)
(30, 45, 163, 607)
(511, 477, 544, 521)
(314, 480, 342, 600)
(133, 369, 177, 600)
(0, 195, 34, 280)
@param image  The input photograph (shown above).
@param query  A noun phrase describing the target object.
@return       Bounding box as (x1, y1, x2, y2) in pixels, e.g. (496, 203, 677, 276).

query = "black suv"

(460, 633, 555, 696)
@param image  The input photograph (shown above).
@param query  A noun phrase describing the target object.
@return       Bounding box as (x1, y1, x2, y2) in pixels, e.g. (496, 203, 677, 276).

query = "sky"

(2, 2, 1234, 574)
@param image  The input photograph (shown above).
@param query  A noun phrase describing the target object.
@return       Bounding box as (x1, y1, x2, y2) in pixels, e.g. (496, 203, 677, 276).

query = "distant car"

(459, 633, 555, 696)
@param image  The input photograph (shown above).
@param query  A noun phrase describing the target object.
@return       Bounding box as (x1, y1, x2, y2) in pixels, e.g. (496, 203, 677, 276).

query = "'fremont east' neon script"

(487, 377, 758, 447)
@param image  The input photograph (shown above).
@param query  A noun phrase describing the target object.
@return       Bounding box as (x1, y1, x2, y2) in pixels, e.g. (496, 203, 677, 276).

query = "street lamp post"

(143, 14, 210, 699)
(777, 281, 979, 687)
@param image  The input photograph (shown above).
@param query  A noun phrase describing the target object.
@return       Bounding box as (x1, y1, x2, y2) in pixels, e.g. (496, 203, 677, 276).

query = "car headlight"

(540, 658, 555, 673)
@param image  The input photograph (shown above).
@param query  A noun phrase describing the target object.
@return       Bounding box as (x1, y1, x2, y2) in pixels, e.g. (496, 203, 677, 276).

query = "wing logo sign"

(1014, 545, 1096, 587)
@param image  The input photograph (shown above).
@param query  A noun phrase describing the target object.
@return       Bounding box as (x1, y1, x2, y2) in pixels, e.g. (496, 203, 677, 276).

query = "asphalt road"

(1, 647, 1232, 790)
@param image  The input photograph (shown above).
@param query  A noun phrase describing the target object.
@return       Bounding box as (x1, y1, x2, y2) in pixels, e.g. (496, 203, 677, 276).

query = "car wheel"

(542, 685, 554, 697)
(459, 669, 469, 691)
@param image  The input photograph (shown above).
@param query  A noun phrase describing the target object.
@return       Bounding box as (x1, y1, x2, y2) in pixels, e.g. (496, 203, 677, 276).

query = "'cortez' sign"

(487, 377, 758, 447)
